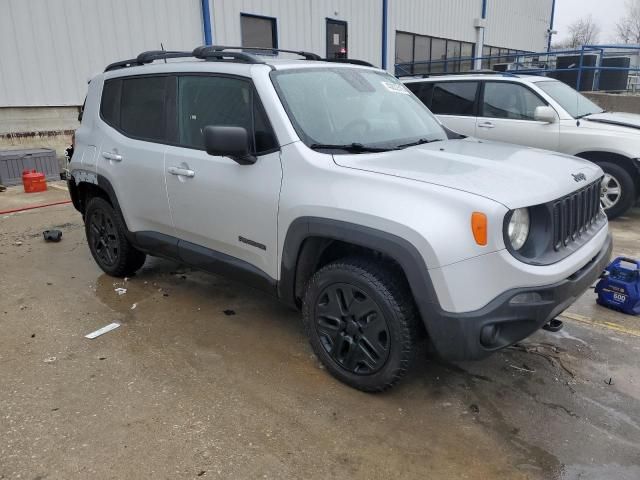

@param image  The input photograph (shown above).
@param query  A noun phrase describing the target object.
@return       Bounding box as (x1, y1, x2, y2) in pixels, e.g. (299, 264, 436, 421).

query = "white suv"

(69, 47, 612, 392)
(402, 74, 640, 219)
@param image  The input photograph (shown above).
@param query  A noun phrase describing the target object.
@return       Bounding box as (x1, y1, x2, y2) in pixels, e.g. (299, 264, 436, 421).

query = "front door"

(326, 19, 348, 59)
(475, 81, 560, 151)
(164, 74, 282, 279)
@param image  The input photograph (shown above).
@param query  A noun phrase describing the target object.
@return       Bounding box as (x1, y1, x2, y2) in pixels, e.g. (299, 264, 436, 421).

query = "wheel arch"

(70, 170, 129, 226)
(278, 217, 438, 320)
(575, 151, 640, 186)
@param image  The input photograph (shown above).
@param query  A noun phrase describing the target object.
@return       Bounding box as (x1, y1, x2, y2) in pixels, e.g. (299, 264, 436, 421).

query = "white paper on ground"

(85, 323, 121, 339)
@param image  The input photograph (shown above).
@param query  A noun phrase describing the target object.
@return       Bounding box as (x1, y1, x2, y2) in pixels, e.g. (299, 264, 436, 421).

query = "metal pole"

(547, 0, 556, 53)
(381, 0, 389, 70)
(201, 0, 213, 45)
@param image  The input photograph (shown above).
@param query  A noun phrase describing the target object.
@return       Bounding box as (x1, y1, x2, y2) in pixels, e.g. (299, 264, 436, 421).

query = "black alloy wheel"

(88, 207, 120, 267)
(314, 282, 390, 375)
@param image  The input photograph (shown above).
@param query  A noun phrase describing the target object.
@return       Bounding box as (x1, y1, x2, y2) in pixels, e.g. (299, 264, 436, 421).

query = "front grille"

(552, 178, 602, 251)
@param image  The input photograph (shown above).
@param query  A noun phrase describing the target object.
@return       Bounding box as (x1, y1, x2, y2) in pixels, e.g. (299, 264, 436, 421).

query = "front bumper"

(425, 233, 613, 361)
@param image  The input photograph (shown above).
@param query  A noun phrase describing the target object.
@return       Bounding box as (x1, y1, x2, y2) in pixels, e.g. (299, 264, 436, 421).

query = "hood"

(333, 138, 602, 209)
(584, 112, 640, 131)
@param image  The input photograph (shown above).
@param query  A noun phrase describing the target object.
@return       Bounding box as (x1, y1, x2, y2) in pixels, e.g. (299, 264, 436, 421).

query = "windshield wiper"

(576, 110, 605, 120)
(394, 138, 441, 150)
(309, 142, 393, 153)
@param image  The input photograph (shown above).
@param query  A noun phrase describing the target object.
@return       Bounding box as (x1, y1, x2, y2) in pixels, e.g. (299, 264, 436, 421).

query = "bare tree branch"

(616, 0, 640, 44)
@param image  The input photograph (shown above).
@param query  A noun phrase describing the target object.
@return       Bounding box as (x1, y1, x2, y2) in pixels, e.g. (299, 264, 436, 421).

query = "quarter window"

(431, 82, 478, 116)
(482, 82, 546, 120)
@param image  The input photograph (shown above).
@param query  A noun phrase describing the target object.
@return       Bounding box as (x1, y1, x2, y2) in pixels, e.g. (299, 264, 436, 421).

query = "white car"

(402, 74, 640, 219)
(68, 47, 611, 392)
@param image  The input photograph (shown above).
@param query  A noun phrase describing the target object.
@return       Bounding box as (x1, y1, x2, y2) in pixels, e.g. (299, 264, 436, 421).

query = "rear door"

(97, 75, 174, 235)
(475, 81, 560, 150)
(406, 80, 478, 137)
(163, 74, 282, 279)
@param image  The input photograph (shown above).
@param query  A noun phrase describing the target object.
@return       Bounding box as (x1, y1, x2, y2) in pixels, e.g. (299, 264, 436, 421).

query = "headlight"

(507, 208, 530, 251)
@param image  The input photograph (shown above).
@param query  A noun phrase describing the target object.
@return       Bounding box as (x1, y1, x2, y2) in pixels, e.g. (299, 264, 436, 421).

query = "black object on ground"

(43, 230, 63, 242)
(542, 318, 564, 332)
(223, 309, 236, 316)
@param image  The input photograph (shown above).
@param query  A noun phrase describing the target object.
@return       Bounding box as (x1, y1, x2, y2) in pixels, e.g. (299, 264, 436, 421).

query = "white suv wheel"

(600, 173, 622, 210)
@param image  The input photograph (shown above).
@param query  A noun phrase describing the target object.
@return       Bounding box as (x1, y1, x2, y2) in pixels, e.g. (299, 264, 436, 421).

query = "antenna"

(161, 43, 167, 63)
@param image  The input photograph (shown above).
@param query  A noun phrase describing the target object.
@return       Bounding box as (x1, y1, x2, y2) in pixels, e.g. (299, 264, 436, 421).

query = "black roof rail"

(398, 70, 520, 79)
(321, 58, 375, 67)
(193, 45, 321, 61)
(191, 45, 266, 64)
(105, 50, 192, 72)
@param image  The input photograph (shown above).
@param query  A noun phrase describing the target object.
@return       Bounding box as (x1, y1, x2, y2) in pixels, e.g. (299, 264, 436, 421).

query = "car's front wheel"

(599, 162, 636, 220)
(302, 258, 420, 392)
(85, 197, 146, 277)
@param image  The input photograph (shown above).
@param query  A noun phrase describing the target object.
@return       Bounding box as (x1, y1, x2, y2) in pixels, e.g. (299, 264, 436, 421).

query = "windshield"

(270, 67, 447, 151)
(536, 80, 604, 119)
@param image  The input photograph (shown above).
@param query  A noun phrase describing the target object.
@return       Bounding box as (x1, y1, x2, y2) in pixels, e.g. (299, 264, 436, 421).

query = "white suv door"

(406, 80, 478, 136)
(475, 81, 560, 151)
(163, 75, 281, 279)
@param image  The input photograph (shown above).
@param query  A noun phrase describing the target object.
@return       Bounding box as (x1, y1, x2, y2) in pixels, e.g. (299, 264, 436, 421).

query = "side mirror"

(534, 106, 557, 124)
(203, 126, 256, 165)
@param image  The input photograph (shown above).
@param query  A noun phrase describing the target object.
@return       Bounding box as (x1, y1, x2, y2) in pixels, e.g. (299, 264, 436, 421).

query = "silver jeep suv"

(69, 47, 612, 392)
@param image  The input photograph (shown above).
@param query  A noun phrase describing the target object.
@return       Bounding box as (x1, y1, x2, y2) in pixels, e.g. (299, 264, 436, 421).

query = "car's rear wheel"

(598, 162, 636, 220)
(85, 197, 146, 277)
(302, 258, 420, 392)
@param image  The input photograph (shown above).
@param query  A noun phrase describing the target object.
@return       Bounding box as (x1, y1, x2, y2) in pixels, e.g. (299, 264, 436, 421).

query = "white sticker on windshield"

(381, 81, 410, 95)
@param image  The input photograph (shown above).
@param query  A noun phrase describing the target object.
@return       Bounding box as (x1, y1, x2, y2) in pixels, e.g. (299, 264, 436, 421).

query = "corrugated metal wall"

(0, 0, 204, 107)
(485, 0, 553, 52)
(0, 0, 554, 107)
(211, 0, 383, 67)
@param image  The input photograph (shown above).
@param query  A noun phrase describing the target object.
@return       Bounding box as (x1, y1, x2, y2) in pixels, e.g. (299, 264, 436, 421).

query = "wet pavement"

(1, 184, 639, 479)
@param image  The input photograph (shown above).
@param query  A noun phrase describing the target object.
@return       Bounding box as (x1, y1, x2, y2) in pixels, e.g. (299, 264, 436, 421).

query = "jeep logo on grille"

(572, 173, 587, 182)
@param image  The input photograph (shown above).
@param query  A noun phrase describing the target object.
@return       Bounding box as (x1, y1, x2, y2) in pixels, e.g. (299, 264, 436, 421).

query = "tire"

(84, 197, 146, 277)
(302, 257, 420, 392)
(598, 162, 636, 220)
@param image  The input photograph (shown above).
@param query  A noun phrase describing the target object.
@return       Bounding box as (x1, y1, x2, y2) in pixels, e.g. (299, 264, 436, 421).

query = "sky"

(553, 0, 627, 44)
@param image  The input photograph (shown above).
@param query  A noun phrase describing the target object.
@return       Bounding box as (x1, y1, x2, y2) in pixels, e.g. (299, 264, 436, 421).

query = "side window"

(482, 82, 546, 120)
(405, 82, 434, 108)
(120, 76, 168, 140)
(177, 75, 277, 154)
(430, 82, 478, 116)
(100, 79, 122, 127)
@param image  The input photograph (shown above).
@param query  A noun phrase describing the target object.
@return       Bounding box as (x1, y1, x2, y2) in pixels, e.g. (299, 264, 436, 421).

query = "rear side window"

(405, 82, 434, 108)
(176, 75, 277, 154)
(482, 82, 546, 120)
(430, 82, 478, 116)
(100, 76, 169, 142)
(120, 76, 168, 140)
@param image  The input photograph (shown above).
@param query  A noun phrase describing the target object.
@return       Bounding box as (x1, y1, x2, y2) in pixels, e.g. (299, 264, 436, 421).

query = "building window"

(241, 14, 277, 49)
(394, 31, 474, 76)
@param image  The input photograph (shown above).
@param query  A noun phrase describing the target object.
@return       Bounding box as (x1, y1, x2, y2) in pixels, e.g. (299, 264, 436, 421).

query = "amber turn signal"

(471, 212, 488, 246)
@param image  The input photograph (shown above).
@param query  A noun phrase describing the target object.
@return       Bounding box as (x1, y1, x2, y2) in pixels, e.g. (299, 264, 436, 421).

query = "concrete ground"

(1, 184, 639, 480)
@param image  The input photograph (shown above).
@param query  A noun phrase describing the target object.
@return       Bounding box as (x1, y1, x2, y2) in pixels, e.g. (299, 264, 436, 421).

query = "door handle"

(168, 166, 195, 178)
(478, 122, 495, 129)
(102, 151, 123, 161)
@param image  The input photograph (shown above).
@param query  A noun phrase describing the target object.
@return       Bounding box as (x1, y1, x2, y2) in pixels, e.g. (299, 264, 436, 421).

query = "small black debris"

(223, 309, 236, 316)
(163, 293, 169, 297)
(99, 357, 106, 361)
(43, 230, 63, 242)
(46, 282, 52, 286)
(469, 404, 480, 414)
(181, 275, 187, 280)
(51, 407, 59, 411)
(605, 377, 614, 386)
(197, 471, 206, 477)
(31, 334, 35, 338)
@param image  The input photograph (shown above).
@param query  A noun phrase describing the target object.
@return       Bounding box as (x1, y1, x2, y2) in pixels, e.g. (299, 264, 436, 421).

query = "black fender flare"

(278, 216, 440, 320)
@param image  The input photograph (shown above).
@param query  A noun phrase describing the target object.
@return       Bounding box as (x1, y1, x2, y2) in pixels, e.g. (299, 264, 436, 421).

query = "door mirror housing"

(534, 106, 557, 124)
(203, 126, 256, 165)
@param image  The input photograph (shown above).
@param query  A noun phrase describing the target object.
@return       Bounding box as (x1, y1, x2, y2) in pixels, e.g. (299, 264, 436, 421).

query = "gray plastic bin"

(0, 148, 60, 186)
